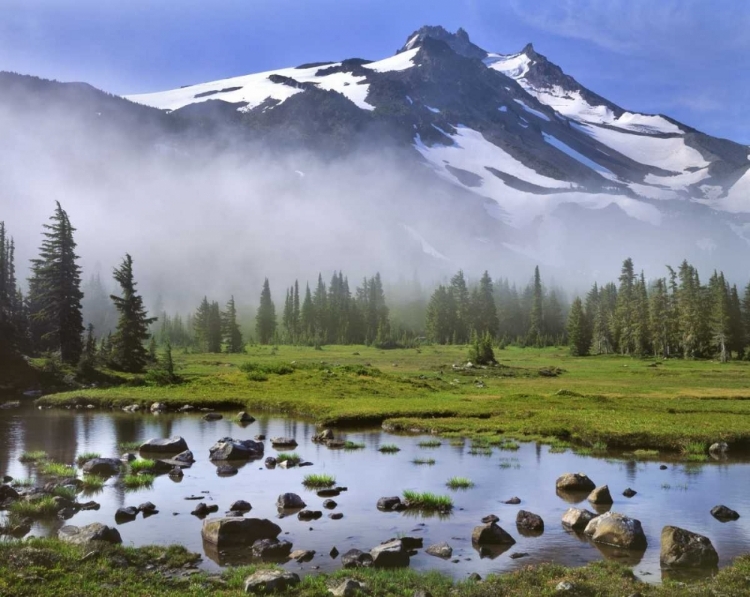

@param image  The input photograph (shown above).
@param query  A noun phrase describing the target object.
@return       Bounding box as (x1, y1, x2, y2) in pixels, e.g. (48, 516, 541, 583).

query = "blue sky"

(2, 0, 749, 143)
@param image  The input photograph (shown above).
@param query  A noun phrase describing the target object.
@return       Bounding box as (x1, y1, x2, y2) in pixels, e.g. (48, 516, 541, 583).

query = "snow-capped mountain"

(3, 26, 750, 281)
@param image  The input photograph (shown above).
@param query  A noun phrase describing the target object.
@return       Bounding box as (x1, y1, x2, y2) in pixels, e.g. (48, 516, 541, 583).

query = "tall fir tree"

(567, 297, 590, 356)
(614, 258, 636, 354)
(206, 301, 222, 353)
(109, 254, 156, 372)
(193, 297, 210, 351)
(472, 271, 498, 338)
(528, 266, 544, 346)
(222, 295, 244, 353)
(256, 278, 277, 344)
(27, 202, 84, 363)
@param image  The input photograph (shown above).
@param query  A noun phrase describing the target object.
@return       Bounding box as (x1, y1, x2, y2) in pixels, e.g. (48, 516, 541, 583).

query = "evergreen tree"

(728, 285, 744, 358)
(193, 297, 210, 351)
(76, 323, 98, 378)
(110, 254, 157, 372)
(81, 272, 117, 338)
(426, 285, 454, 344)
(633, 272, 651, 356)
(27, 202, 84, 363)
(450, 270, 470, 343)
(300, 284, 315, 343)
(292, 280, 300, 341)
(545, 288, 565, 341)
(256, 278, 276, 344)
(473, 271, 499, 338)
(206, 301, 222, 353)
(567, 297, 590, 356)
(222, 295, 244, 353)
(528, 266, 544, 346)
(0, 222, 19, 355)
(649, 278, 670, 358)
(709, 271, 731, 362)
(614, 258, 636, 354)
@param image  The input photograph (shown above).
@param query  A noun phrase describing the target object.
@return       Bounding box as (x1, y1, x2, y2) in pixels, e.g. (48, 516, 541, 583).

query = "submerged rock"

(209, 437, 264, 461)
(243, 570, 300, 594)
(270, 437, 298, 448)
(236, 412, 255, 423)
(425, 542, 453, 559)
(561, 507, 597, 531)
(584, 512, 647, 550)
(711, 505, 740, 521)
(341, 548, 373, 568)
(81, 458, 121, 476)
(59, 523, 121, 546)
(588, 485, 613, 505)
(622, 488, 637, 498)
(201, 517, 281, 547)
(370, 539, 410, 568)
(276, 493, 306, 510)
(660, 526, 719, 569)
(203, 412, 223, 421)
(252, 538, 293, 560)
(516, 510, 544, 534)
(139, 437, 188, 454)
(216, 464, 238, 476)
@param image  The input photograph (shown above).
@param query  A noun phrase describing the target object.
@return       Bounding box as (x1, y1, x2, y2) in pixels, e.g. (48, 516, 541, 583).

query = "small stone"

(516, 510, 544, 533)
(561, 507, 597, 531)
(251, 538, 293, 559)
(276, 493, 306, 510)
(329, 579, 365, 597)
(203, 413, 223, 421)
(660, 465, 668, 470)
(468, 573, 481, 582)
(376, 496, 402, 511)
(504, 497, 521, 504)
(556, 473, 595, 492)
(556, 581, 575, 592)
(425, 542, 452, 559)
(236, 412, 255, 423)
(297, 510, 322, 521)
(711, 505, 740, 521)
(230, 500, 252, 512)
(114, 507, 138, 522)
(138, 501, 157, 513)
(509, 552, 529, 559)
(329, 513, 344, 520)
(340, 549, 372, 568)
(481, 514, 499, 523)
(243, 570, 299, 594)
(623, 488, 637, 498)
(290, 549, 315, 562)
(323, 499, 337, 509)
(588, 485, 613, 505)
(330, 546, 339, 558)
(216, 465, 238, 476)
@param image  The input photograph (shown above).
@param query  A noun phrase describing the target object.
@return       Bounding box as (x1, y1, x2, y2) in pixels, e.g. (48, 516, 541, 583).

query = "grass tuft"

(50, 486, 76, 500)
(417, 439, 442, 448)
(276, 452, 302, 466)
(9, 496, 59, 518)
(342, 441, 365, 450)
(10, 478, 34, 487)
(19, 450, 48, 463)
(412, 458, 436, 465)
(302, 473, 336, 488)
(75, 452, 101, 466)
(118, 441, 142, 452)
(129, 459, 156, 473)
(38, 462, 75, 477)
(122, 474, 155, 490)
(81, 475, 105, 491)
(402, 490, 453, 511)
(446, 476, 474, 490)
(378, 444, 401, 453)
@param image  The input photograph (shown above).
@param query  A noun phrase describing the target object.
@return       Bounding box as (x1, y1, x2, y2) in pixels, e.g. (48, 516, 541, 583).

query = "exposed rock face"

(341, 549, 373, 568)
(276, 493, 306, 509)
(472, 522, 516, 545)
(209, 437, 264, 460)
(588, 485, 613, 505)
(561, 507, 597, 531)
(243, 570, 300, 594)
(139, 437, 188, 454)
(201, 517, 281, 547)
(584, 512, 647, 550)
(370, 539, 410, 568)
(58, 523, 122, 545)
(252, 538, 293, 560)
(426, 542, 453, 558)
(376, 496, 403, 511)
(556, 473, 596, 492)
(660, 526, 719, 569)
(711, 505, 740, 521)
(81, 458, 121, 475)
(516, 510, 544, 533)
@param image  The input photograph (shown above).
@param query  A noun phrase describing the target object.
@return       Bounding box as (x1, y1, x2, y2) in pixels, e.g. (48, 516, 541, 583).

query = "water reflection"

(2, 402, 750, 584)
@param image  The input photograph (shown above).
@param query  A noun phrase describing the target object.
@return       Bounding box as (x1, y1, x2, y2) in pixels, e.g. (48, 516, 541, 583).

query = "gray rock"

(516, 510, 544, 533)
(236, 411, 255, 423)
(556, 473, 596, 492)
(203, 412, 223, 421)
(150, 402, 167, 412)
(251, 538, 293, 560)
(330, 546, 339, 558)
(584, 512, 647, 550)
(481, 514, 499, 523)
(370, 539, 409, 568)
(711, 505, 739, 521)
(313, 429, 335, 443)
(298, 509, 322, 521)
(139, 437, 188, 454)
(0, 484, 20, 501)
(270, 437, 298, 448)
(503, 497, 521, 504)
(201, 517, 281, 547)
(341, 548, 373, 568)
(209, 437, 264, 461)
(472, 522, 516, 545)
(78, 500, 100, 511)
(660, 526, 719, 569)
(81, 458, 121, 476)
(330, 579, 365, 597)
(216, 464, 238, 476)
(121, 453, 137, 462)
(623, 488, 637, 498)
(290, 549, 315, 562)
(398, 536, 423, 549)
(243, 570, 300, 594)
(115, 507, 138, 522)
(265, 457, 277, 468)
(59, 523, 122, 546)
(561, 507, 597, 531)
(138, 501, 157, 513)
(468, 573, 481, 582)
(376, 496, 402, 511)
(329, 512, 344, 520)
(230, 500, 252, 512)
(556, 581, 575, 592)
(323, 499, 337, 509)
(425, 542, 453, 558)
(191, 503, 219, 517)
(588, 485, 613, 505)
(276, 493, 306, 509)
(169, 466, 184, 479)
(177, 404, 195, 412)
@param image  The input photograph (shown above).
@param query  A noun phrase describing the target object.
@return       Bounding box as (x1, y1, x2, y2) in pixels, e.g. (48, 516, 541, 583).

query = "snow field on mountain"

(484, 52, 532, 78)
(542, 133, 616, 178)
(513, 99, 550, 121)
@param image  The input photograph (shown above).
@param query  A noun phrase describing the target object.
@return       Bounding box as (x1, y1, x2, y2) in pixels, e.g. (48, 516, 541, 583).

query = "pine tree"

(109, 254, 157, 372)
(567, 297, 590, 356)
(473, 271, 499, 338)
(76, 323, 98, 378)
(256, 278, 276, 344)
(545, 288, 565, 341)
(633, 272, 651, 356)
(193, 297, 210, 352)
(728, 285, 744, 358)
(27, 202, 84, 363)
(614, 258, 636, 354)
(206, 301, 222, 353)
(450, 270, 470, 343)
(222, 295, 244, 353)
(292, 280, 300, 341)
(528, 266, 544, 346)
(649, 278, 670, 358)
(300, 284, 315, 343)
(709, 271, 731, 362)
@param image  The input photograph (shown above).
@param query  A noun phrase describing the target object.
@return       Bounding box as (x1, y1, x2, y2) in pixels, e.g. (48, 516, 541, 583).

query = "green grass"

(118, 441, 142, 452)
(10, 478, 34, 487)
(275, 452, 302, 466)
(129, 459, 156, 473)
(468, 446, 492, 456)
(402, 490, 454, 511)
(75, 452, 101, 466)
(446, 476, 474, 490)
(417, 439, 442, 448)
(548, 446, 567, 454)
(38, 462, 75, 477)
(9, 496, 59, 518)
(498, 440, 520, 451)
(19, 450, 48, 463)
(631, 449, 659, 459)
(378, 444, 401, 453)
(50, 486, 76, 500)
(412, 458, 436, 465)
(2, 537, 750, 596)
(302, 473, 336, 488)
(342, 441, 365, 450)
(448, 439, 465, 447)
(591, 441, 608, 453)
(122, 474, 155, 489)
(680, 441, 708, 461)
(36, 345, 750, 451)
(80, 475, 105, 491)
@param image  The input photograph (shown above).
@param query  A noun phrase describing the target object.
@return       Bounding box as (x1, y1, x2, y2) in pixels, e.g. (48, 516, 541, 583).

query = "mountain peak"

(399, 25, 487, 59)
(521, 43, 537, 57)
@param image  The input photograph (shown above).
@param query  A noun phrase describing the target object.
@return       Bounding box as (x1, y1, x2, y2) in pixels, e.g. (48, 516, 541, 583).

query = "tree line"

(568, 257, 750, 361)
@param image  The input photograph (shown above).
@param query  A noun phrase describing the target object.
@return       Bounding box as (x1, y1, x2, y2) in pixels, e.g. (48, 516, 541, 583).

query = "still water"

(1, 403, 749, 582)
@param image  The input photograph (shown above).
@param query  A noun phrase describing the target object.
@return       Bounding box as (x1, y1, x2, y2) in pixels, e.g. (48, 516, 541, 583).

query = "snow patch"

(484, 52, 532, 78)
(498, 105, 508, 112)
(363, 47, 419, 73)
(426, 105, 440, 114)
(542, 133, 615, 177)
(513, 99, 550, 121)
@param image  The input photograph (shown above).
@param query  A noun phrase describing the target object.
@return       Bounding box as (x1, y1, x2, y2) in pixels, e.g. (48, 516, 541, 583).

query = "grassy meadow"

(37, 344, 750, 450)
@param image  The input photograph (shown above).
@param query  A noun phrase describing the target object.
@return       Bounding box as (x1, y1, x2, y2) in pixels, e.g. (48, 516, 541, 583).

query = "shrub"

(467, 331, 496, 366)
